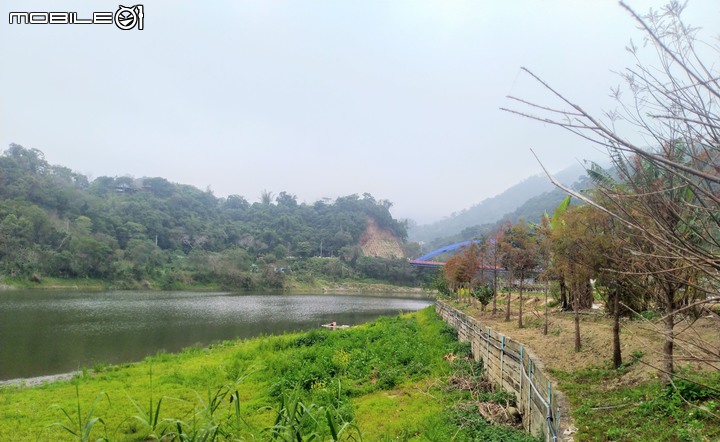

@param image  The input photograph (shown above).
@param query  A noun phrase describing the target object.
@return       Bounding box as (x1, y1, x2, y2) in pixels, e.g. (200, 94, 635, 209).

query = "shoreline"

(0, 371, 81, 388)
(0, 279, 433, 296)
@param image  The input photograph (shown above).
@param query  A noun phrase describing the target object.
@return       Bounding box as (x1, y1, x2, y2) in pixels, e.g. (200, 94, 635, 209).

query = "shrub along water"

(0, 307, 537, 441)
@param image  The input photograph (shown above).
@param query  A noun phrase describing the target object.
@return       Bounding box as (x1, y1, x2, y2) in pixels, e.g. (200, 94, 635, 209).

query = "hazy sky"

(1, 1, 717, 224)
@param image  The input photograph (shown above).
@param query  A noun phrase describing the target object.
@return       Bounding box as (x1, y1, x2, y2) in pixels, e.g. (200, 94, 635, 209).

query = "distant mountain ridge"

(423, 186, 579, 251)
(408, 163, 586, 244)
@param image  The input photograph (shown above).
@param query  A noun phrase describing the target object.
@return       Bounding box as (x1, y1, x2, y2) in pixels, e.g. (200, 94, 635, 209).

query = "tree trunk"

(492, 267, 498, 315)
(582, 279, 594, 309)
(505, 272, 512, 321)
(574, 282, 581, 352)
(559, 277, 568, 311)
(518, 273, 524, 328)
(663, 288, 675, 384)
(544, 279, 549, 336)
(612, 288, 622, 369)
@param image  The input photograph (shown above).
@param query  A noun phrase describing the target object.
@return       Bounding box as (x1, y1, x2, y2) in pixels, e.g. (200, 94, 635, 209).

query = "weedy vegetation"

(551, 362, 720, 442)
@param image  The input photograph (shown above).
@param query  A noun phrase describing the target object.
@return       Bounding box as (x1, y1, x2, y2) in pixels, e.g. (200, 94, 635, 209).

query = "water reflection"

(0, 290, 433, 380)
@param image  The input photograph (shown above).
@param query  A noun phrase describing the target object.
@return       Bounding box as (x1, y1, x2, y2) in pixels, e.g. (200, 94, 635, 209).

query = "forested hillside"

(408, 163, 585, 243)
(422, 178, 588, 251)
(0, 144, 416, 288)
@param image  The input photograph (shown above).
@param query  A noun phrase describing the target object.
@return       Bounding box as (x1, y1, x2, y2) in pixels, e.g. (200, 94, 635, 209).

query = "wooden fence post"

(547, 382, 553, 441)
(486, 327, 491, 363)
(528, 359, 533, 430)
(519, 345, 524, 419)
(500, 335, 505, 388)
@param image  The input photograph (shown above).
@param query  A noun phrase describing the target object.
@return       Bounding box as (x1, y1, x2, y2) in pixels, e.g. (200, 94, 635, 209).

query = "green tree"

(68, 236, 114, 278)
(0, 214, 34, 276)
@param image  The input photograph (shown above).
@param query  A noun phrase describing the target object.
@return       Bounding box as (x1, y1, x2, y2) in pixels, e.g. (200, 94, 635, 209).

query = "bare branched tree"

(503, 1, 720, 382)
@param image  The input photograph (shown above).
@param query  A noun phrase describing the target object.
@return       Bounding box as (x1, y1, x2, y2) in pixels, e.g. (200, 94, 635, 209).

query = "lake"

(0, 290, 434, 380)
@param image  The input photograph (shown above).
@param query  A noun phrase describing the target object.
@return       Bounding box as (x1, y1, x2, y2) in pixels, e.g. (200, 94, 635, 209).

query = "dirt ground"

(456, 294, 719, 379)
(359, 218, 405, 258)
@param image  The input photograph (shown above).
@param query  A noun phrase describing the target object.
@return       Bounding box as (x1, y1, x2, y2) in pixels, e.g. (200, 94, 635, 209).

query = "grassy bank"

(552, 365, 720, 441)
(443, 296, 720, 441)
(0, 307, 536, 441)
(1, 277, 113, 290)
(0, 275, 428, 295)
(284, 276, 430, 295)
(0, 276, 228, 291)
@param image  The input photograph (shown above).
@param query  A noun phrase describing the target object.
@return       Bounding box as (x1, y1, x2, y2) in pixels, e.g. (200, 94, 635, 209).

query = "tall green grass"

(49, 383, 110, 442)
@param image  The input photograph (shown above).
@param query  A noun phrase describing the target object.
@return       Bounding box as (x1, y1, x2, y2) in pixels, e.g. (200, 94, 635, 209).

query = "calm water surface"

(0, 290, 433, 380)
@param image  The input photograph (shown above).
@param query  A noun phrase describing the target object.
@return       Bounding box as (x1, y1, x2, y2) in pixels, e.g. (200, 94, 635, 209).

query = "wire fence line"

(436, 300, 570, 442)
